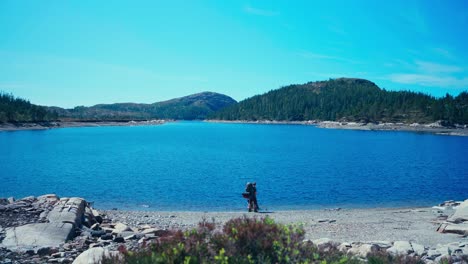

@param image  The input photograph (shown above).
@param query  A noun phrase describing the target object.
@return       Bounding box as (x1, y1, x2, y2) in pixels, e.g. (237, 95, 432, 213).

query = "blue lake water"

(0, 121, 467, 211)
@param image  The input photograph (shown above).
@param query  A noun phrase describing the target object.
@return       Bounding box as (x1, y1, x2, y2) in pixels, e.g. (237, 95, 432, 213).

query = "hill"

(210, 78, 468, 124)
(0, 92, 58, 123)
(54, 92, 237, 121)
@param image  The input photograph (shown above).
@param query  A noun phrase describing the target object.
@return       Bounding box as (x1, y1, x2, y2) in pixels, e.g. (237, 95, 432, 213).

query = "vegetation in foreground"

(104, 216, 428, 264)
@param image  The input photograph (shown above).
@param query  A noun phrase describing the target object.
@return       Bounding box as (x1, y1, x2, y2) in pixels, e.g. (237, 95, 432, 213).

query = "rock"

(52, 252, 65, 258)
(7, 197, 15, 204)
(411, 242, 426, 256)
(100, 234, 113, 240)
(91, 209, 103, 224)
(338, 242, 351, 253)
(20, 196, 36, 203)
(440, 223, 468, 235)
(386, 241, 413, 256)
(141, 228, 159, 235)
(370, 241, 392, 249)
(1, 197, 86, 249)
(72, 247, 120, 264)
(90, 223, 100, 231)
(113, 223, 131, 234)
(348, 244, 379, 258)
(37, 246, 52, 256)
(447, 199, 468, 223)
(0, 198, 8, 205)
(312, 238, 337, 251)
(113, 236, 125, 243)
(37, 194, 59, 204)
(1, 222, 75, 249)
(0, 205, 6, 211)
(47, 198, 86, 227)
(90, 230, 106, 238)
(426, 249, 442, 260)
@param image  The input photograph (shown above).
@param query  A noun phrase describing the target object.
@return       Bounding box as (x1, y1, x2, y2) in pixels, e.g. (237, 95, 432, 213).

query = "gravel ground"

(102, 206, 467, 247)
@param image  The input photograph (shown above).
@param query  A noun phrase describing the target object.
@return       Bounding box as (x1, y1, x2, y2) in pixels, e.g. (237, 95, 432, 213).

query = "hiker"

(245, 182, 259, 212)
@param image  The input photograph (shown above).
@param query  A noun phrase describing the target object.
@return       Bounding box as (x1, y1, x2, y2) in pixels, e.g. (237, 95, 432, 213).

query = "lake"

(0, 121, 467, 211)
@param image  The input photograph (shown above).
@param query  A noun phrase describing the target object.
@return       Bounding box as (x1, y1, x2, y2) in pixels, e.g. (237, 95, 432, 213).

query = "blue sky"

(1, 0, 467, 107)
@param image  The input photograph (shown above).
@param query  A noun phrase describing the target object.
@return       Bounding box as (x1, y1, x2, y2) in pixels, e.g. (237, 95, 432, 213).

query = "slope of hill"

(56, 92, 237, 120)
(0, 92, 58, 123)
(210, 78, 468, 124)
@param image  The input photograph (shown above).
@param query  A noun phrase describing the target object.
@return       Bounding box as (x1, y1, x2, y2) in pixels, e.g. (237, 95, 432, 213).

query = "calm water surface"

(0, 122, 467, 211)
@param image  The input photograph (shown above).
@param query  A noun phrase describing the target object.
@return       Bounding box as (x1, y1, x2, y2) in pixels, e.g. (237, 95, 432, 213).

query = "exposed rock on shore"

(1, 195, 467, 263)
(437, 199, 468, 236)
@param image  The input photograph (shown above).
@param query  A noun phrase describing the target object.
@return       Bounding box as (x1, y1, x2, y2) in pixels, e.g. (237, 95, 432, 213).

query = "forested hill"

(53, 92, 237, 121)
(0, 93, 58, 123)
(210, 78, 468, 124)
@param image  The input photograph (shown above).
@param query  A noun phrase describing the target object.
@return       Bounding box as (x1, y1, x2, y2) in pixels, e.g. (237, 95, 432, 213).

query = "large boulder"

(386, 241, 413, 256)
(0, 197, 86, 249)
(438, 200, 468, 235)
(447, 199, 468, 223)
(1, 222, 74, 249)
(47, 197, 86, 226)
(347, 244, 379, 258)
(72, 247, 120, 264)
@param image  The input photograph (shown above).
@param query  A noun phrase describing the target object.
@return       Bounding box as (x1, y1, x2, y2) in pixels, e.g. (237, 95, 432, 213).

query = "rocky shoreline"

(0, 120, 167, 132)
(0, 195, 467, 263)
(207, 120, 468, 136)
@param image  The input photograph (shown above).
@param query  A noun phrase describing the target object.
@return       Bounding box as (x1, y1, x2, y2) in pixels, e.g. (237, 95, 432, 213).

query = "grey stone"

(2, 222, 74, 249)
(72, 247, 120, 264)
(90, 223, 100, 231)
(20, 196, 36, 203)
(37, 246, 52, 256)
(312, 238, 337, 251)
(37, 194, 59, 204)
(100, 234, 113, 240)
(47, 198, 86, 226)
(447, 199, 468, 223)
(386, 241, 413, 256)
(90, 230, 106, 238)
(7, 197, 15, 204)
(0, 198, 8, 205)
(441, 223, 468, 235)
(113, 236, 125, 243)
(113, 223, 131, 234)
(348, 244, 379, 258)
(337, 242, 351, 253)
(426, 249, 442, 260)
(1, 197, 86, 249)
(410, 242, 425, 256)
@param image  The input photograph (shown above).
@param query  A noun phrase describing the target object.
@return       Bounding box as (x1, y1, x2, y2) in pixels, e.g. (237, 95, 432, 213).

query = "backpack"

(245, 182, 254, 193)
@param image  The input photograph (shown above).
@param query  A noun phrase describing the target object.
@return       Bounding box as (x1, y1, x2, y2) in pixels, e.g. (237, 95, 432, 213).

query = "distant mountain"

(210, 78, 468, 124)
(0, 92, 58, 123)
(54, 92, 237, 121)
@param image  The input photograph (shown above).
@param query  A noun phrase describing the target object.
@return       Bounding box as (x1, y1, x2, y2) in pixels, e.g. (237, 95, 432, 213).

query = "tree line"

(210, 78, 468, 125)
(0, 92, 58, 123)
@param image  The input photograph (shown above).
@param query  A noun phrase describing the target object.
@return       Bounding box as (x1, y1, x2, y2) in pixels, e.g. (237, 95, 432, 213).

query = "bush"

(103, 216, 425, 264)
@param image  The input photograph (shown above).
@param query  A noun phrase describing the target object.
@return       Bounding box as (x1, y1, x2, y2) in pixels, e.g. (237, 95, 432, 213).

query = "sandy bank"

(102, 206, 466, 248)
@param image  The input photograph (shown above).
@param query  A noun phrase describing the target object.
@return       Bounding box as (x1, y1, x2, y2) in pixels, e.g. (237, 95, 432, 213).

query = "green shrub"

(103, 216, 427, 264)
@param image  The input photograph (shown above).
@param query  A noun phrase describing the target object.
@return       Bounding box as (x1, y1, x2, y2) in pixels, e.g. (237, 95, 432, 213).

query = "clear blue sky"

(1, 0, 467, 108)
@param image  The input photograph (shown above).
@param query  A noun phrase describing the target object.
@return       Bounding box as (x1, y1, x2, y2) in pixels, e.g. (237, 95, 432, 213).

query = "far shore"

(0, 120, 168, 132)
(2, 119, 468, 136)
(207, 119, 468, 136)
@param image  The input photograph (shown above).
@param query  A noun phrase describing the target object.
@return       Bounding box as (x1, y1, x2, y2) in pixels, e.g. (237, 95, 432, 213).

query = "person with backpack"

(244, 182, 259, 212)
